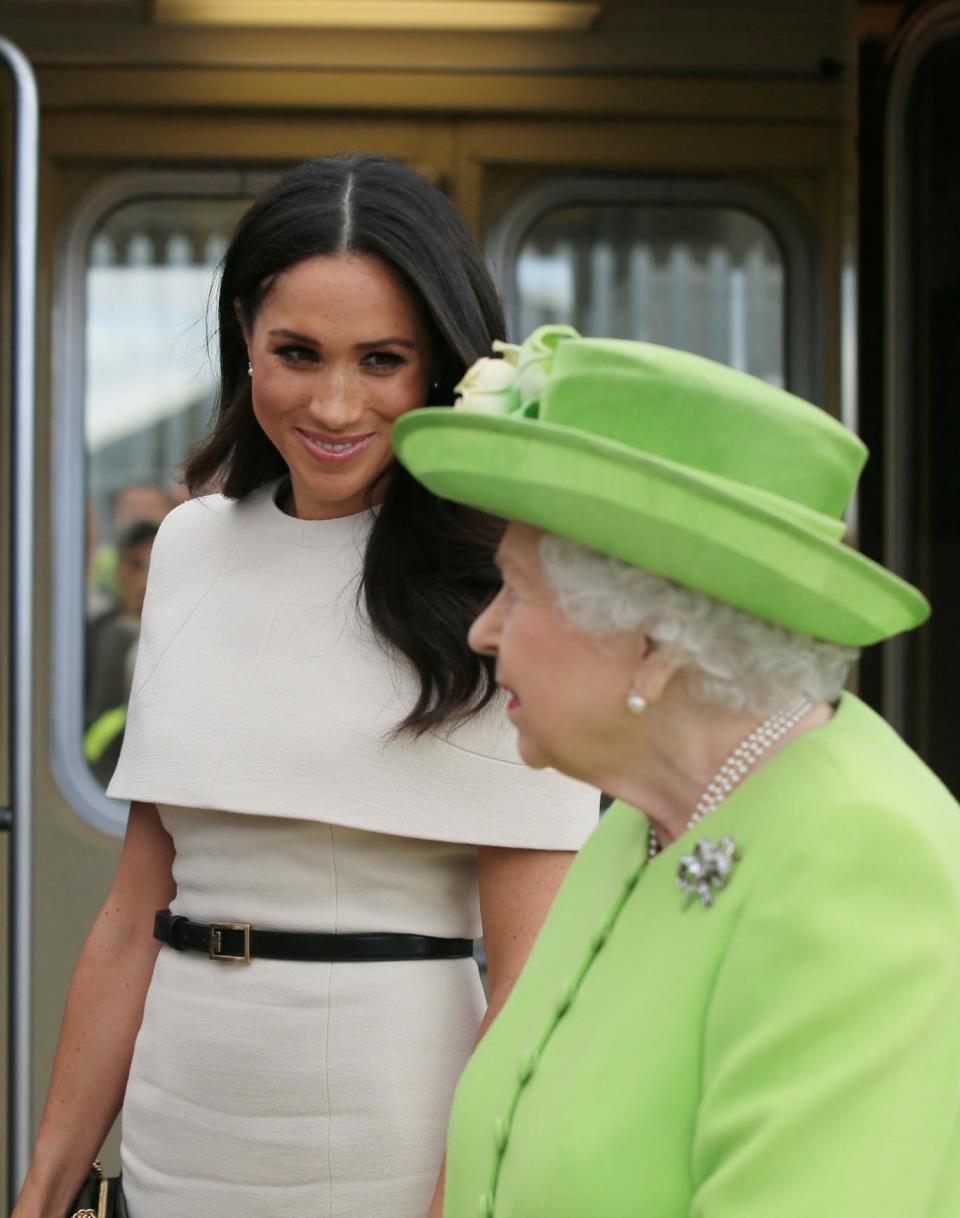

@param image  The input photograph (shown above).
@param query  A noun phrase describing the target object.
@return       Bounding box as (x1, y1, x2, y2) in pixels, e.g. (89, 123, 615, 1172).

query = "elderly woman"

(391, 327, 960, 1218)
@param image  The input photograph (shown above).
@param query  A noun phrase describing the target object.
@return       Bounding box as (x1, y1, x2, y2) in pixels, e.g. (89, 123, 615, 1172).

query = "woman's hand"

(11, 802, 175, 1218)
(424, 845, 575, 1218)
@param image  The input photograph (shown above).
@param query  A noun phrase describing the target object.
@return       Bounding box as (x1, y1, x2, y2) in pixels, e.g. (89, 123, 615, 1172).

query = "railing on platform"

(0, 33, 39, 1204)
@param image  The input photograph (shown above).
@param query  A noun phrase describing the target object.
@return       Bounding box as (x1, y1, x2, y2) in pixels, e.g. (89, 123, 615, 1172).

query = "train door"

(6, 58, 848, 1202)
(858, 0, 960, 797)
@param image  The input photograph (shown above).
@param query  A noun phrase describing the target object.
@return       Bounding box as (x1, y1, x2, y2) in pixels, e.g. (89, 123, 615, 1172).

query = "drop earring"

(626, 690, 647, 715)
(247, 361, 253, 378)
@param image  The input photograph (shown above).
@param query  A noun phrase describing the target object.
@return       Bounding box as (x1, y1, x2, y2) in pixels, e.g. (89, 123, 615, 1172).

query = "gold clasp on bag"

(209, 922, 251, 963)
(69, 1160, 103, 1218)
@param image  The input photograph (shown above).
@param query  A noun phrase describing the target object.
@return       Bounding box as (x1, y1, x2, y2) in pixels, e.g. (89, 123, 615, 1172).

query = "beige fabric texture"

(111, 485, 598, 1216)
(122, 809, 487, 1218)
(108, 485, 598, 847)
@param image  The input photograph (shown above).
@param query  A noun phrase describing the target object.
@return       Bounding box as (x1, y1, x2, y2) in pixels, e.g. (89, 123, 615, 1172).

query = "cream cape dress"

(107, 484, 598, 1218)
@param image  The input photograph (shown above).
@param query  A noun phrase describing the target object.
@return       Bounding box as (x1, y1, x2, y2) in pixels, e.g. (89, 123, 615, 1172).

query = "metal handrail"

(0, 35, 39, 1203)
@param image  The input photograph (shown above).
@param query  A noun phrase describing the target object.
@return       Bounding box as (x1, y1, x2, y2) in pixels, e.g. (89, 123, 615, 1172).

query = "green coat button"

(493, 1114, 510, 1151)
(517, 1049, 538, 1084)
(556, 981, 577, 1017)
(477, 1191, 495, 1217)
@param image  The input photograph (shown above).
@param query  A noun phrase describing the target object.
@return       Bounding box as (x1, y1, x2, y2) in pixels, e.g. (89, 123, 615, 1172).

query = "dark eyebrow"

(268, 328, 318, 345)
(266, 329, 418, 351)
(355, 337, 418, 351)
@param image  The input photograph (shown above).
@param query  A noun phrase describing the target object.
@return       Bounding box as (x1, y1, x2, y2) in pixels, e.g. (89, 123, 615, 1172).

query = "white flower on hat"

(453, 343, 521, 414)
(453, 326, 579, 418)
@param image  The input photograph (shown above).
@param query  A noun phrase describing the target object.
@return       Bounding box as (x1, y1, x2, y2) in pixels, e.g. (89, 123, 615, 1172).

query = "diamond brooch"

(677, 836, 740, 908)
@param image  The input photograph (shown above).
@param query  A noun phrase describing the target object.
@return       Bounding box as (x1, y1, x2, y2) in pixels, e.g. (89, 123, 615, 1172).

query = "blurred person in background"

(84, 638, 140, 789)
(84, 521, 159, 784)
(86, 483, 170, 611)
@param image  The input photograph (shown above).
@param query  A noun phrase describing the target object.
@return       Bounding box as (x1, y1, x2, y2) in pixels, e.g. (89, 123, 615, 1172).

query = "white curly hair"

(539, 534, 857, 715)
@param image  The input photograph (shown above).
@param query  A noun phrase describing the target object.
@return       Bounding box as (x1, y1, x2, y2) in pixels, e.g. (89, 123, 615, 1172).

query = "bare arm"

(425, 846, 576, 1218)
(12, 801, 176, 1218)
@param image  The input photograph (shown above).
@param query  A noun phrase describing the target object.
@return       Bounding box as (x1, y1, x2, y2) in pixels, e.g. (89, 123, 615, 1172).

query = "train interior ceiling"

(1, 0, 958, 1206)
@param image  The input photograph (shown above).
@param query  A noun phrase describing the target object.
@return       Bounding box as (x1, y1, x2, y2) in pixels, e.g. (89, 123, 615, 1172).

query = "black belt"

(154, 910, 473, 964)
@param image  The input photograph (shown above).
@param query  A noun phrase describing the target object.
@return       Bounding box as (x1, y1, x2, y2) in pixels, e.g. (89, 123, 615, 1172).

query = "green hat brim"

(393, 408, 929, 646)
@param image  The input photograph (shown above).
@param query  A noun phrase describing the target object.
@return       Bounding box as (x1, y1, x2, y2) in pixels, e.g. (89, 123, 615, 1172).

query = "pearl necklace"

(647, 697, 814, 861)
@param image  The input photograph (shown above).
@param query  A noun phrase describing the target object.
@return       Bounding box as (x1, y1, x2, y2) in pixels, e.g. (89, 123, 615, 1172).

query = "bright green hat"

(392, 326, 929, 645)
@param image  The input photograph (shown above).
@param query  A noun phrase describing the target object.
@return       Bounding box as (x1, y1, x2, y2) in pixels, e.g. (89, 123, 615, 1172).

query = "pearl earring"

(247, 362, 253, 377)
(626, 690, 647, 715)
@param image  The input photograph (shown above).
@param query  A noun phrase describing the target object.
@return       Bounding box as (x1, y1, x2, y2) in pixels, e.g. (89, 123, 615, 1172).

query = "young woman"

(13, 159, 597, 1218)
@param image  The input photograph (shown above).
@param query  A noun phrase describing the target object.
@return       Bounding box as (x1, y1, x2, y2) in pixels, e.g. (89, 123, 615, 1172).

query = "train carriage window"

(488, 177, 818, 399)
(489, 176, 817, 822)
(54, 173, 268, 834)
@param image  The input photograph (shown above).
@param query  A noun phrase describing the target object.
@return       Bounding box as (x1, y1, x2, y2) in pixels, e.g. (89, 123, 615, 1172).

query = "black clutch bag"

(68, 1160, 127, 1218)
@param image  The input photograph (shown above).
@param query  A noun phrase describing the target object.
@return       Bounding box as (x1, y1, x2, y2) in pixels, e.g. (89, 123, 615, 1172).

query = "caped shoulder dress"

(441, 693, 960, 1218)
(106, 484, 598, 1218)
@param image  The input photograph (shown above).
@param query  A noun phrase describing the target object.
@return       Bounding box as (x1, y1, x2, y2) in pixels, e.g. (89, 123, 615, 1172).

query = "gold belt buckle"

(209, 922, 251, 963)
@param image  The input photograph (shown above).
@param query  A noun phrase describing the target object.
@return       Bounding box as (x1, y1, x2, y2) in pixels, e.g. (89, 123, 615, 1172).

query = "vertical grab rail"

(0, 36, 39, 1202)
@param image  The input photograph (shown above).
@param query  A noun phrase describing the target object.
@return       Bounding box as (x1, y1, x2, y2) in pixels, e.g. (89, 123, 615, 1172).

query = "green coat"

(444, 694, 960, 1217)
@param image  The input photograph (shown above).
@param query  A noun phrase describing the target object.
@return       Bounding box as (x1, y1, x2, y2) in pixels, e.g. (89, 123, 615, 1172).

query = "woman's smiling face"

(242, 252, 433, 519)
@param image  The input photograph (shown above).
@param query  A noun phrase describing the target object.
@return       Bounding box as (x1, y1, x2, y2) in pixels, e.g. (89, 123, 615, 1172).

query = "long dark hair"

(185, 155, 506, 733)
